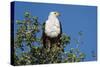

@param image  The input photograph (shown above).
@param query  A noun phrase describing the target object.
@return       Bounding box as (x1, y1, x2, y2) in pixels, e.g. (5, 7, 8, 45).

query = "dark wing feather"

(42, 22, 52, 49)
(56, 21, 62, 47)
(42, 22, 46, 48)
(60, 21, 62, 35)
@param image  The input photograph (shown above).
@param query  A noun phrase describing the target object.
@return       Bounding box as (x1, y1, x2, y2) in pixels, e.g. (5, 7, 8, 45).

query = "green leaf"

(24, 12, 30, 18)
(79, 53, 85, 59)
(78, 31, 83, 36)
(16, 20, 22, 24)
(33, 16, 38, 20)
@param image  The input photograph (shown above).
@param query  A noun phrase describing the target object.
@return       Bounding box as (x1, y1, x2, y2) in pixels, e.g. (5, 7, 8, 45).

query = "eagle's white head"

(45, 11, 61, 38)
(49, 11, 60, 17)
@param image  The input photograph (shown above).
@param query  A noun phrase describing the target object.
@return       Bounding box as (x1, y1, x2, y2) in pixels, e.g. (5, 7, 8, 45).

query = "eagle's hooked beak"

(55, 12, 60, 16)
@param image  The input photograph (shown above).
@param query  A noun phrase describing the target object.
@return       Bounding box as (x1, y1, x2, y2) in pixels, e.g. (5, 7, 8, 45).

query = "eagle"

(42, 11, 62, 49)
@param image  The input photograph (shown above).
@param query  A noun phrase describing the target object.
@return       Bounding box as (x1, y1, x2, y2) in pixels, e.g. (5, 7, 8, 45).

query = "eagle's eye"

(54, 12, 56, 14)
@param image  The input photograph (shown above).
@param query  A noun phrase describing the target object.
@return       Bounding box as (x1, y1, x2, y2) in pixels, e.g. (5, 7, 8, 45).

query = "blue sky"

(14, 1, 97, 61)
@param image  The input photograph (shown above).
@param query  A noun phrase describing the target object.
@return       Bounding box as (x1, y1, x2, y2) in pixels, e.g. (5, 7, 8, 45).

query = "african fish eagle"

(42, 11, 62, 48)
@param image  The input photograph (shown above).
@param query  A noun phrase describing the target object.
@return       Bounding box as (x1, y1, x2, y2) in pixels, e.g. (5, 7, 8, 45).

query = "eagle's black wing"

(54, 21, 62, 47)
(59, 21, 62, 36)
(42, 22, 51, 48)
(42, 22, 46, 48)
